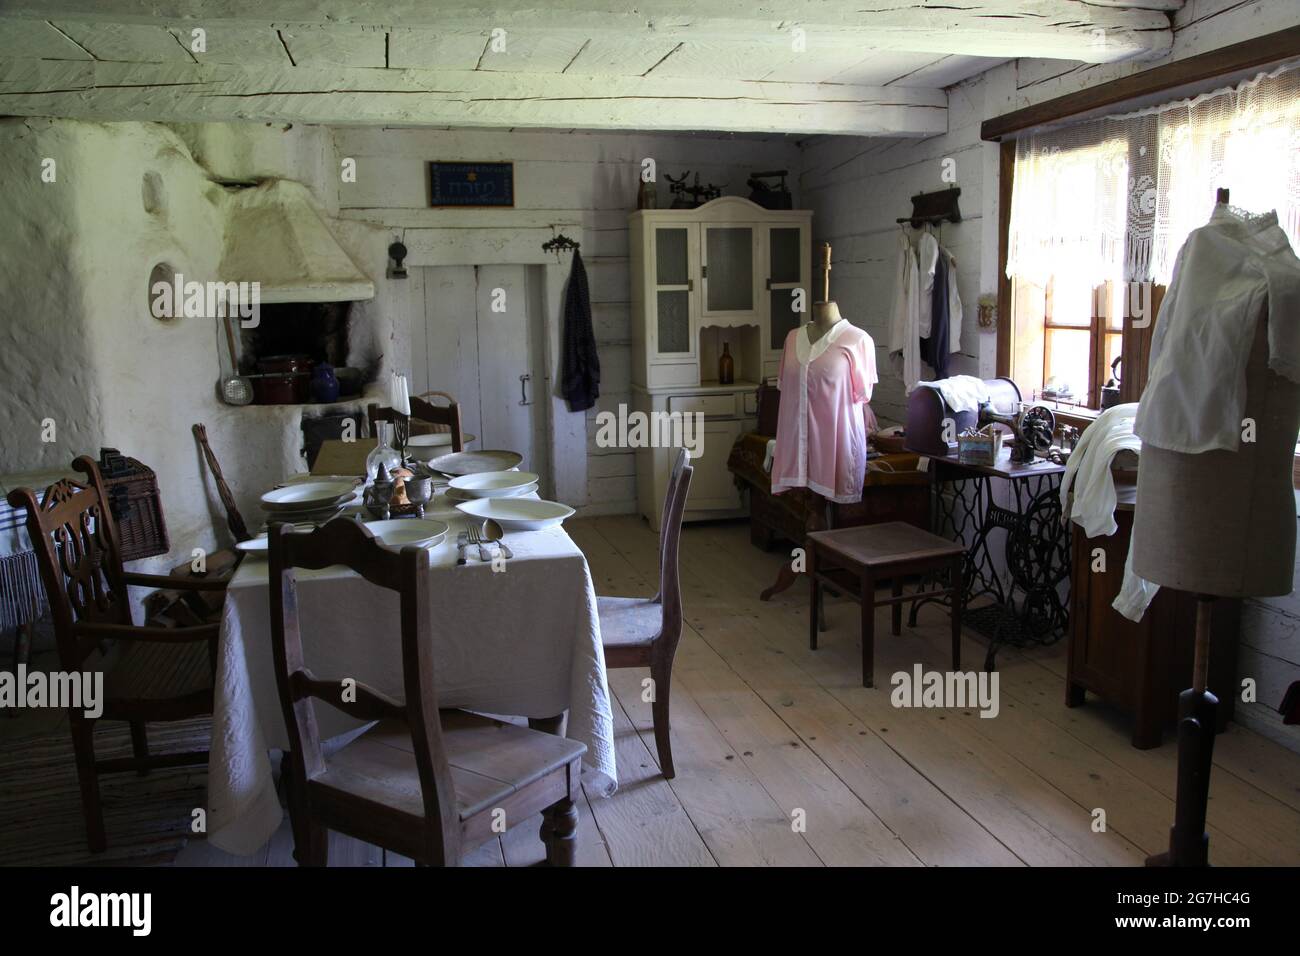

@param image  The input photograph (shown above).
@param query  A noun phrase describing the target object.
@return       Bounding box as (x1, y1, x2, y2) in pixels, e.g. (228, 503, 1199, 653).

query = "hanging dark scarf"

(560, 249, 601, 412)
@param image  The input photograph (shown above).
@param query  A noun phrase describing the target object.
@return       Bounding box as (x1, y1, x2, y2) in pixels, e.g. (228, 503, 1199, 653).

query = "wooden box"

(1066, 497, 1239, 749)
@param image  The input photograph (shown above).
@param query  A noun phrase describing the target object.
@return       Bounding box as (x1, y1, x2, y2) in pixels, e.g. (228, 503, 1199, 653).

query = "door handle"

(519, 373, 532, 406)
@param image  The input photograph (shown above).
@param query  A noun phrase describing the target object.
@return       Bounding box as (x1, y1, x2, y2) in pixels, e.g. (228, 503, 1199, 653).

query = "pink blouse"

(771, 319, 878, 504)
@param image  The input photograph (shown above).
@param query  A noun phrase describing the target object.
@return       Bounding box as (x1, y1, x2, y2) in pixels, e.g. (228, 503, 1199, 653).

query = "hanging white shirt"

(1134, 205, 1300, 454)
(943, 247, 963, 355)
(916, 230, 940, 339)
(888, 232, 922, 393)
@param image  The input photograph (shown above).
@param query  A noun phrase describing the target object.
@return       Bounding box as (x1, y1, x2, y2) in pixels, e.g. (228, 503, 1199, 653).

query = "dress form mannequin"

(809, 242, 842, 345)
(1132, 189, 1300, 866)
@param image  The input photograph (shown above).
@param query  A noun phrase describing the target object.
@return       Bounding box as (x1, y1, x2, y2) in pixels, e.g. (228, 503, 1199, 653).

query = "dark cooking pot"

(251, 354, 314, 404)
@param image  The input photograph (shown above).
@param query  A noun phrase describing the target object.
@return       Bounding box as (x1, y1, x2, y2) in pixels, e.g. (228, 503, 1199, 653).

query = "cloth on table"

(1054, 404, 1160, 620)
(772, 319, 878, 504)
(915, 374, 990, 414)
(205, 516, 616, 856)
(1135, 205, 1300, 454)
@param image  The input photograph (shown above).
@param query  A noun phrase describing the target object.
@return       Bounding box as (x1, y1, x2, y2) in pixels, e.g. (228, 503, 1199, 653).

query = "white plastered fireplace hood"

(219, 179, 374, 303)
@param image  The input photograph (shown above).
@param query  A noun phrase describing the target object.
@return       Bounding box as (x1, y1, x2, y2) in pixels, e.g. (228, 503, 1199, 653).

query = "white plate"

(262, 480, 357, 511)
(235, 524, 316, 554)
(363, 518, 450, 550)
(428, 449, 523, 476)
(406, 433, 455, 461)
(448, 471, 540, 498)
(443, 482, 537, 503)
(455, 497, 574, 531)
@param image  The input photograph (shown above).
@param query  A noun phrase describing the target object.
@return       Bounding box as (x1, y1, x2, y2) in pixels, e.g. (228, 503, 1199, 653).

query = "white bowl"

(448, 471, 540, 498)
(262, 480, 357, 511)
(363, 518, 450, 550)
(406, 433, 455, 461)
(443, 482, 537, 503)
(455, 497, 574, 531)
(234, 523, 316, 554)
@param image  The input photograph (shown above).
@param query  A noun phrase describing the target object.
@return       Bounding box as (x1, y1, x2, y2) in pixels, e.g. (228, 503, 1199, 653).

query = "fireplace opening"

(238, 301, 352, 373)
(236, 301, 363, 404)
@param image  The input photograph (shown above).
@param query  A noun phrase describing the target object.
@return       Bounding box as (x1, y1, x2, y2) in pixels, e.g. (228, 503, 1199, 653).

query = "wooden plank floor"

(173, 515, 1300, 867)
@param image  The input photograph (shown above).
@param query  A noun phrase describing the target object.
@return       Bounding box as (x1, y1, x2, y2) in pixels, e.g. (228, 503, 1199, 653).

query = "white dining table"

(205, 494, 616, 856)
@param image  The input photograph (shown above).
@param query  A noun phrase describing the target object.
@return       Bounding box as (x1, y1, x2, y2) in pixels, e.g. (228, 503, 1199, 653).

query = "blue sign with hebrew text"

(429, 162, 515, 207)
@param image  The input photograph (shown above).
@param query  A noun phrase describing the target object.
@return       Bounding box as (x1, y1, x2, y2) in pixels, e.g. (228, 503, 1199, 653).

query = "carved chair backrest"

(5, 455, 131, 669)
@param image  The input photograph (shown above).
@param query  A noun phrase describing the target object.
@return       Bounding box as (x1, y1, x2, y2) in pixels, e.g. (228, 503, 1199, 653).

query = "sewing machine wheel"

(1020, 405, 1056, 455)
(1006, 490, 1069, 598)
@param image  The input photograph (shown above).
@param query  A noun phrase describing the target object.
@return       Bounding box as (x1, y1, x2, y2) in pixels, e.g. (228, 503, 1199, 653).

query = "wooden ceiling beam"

(0, 1, 1178, 63)
(0, 59, 948, 136)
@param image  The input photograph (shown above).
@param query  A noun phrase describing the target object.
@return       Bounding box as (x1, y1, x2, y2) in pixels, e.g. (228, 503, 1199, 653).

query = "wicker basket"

(99, 451, 169, 561)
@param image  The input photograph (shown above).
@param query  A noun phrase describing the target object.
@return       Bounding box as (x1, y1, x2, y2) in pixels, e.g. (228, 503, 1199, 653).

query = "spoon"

(481, 519, 513, 559)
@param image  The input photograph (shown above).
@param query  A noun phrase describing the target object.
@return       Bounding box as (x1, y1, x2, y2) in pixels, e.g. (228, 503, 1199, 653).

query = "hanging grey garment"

(560, 249, 601, 412)
(920, 249, 952, 378)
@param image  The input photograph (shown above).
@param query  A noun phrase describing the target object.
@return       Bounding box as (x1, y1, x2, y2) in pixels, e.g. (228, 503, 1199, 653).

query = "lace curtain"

(1007, 62, 1300, 287)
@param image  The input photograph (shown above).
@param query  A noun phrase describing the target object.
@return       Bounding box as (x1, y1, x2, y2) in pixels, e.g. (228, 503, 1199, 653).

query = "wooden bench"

(806, 522, 965, 688)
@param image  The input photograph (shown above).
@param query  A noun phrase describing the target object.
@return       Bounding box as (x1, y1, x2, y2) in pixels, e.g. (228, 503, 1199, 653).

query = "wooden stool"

(806, 522, 965, 688)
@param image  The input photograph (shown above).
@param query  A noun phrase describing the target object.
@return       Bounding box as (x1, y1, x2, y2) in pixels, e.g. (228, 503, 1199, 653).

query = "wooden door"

(416, 265, 549, 481)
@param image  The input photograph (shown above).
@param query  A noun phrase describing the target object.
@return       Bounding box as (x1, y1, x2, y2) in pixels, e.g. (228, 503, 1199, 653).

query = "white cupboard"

(629, 197, 812, 530)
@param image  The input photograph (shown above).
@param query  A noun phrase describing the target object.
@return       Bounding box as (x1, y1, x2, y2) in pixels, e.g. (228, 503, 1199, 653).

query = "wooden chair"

(597, 447, 693, 778)
(7, 456, 225, 853)
(267, 518, 586, 866)
(368, 390, 464, 453)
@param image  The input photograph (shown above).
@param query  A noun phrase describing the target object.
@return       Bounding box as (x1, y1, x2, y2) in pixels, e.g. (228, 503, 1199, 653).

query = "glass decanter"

(365, 420, 403, 481)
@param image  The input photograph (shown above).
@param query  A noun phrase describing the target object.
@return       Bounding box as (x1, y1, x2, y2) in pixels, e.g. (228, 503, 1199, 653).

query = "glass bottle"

(718, 341, 735, 385)
(365, 420, 402, 482)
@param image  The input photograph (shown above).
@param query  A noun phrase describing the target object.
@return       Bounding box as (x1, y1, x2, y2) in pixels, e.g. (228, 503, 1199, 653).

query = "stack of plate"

(444, 471, 539, 502)
(260, 479, 358, 524)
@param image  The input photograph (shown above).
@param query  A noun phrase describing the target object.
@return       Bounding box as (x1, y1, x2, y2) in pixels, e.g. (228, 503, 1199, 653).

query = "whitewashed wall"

(327, 127, 800, 514)
(797, 0, 1300, 750)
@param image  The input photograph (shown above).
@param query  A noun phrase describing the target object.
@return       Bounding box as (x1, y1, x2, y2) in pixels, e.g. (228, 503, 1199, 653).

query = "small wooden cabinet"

(1066, 492, 1239, 749)
(629, 198, 812, 529)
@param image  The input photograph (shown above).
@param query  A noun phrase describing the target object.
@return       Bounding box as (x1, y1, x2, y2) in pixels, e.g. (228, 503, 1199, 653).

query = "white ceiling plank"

(826, 51, 949, 87)
(276, 25, 386, 69)
(643, 41, 787, 82)
(52, 20, 195, 63)
(0, 59, 948, 136)
(480, 33, 587, 73)
(565, 36, 682, 76)
(387, 30, 485, 71)
(888, 55, 1008, 89)
(0, 20, 93, 60)
(176, 25, 291, 65)
(6, 2, 1179, 63)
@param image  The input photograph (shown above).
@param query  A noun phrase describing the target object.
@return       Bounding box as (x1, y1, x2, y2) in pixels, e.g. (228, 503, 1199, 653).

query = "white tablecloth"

(206, 504, 616, 855)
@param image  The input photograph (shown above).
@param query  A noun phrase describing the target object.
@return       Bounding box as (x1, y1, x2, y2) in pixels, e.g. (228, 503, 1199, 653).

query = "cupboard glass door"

(701, 225, 759, 322)
(767, 224, 808, 351)
(651, 224, 697, 359)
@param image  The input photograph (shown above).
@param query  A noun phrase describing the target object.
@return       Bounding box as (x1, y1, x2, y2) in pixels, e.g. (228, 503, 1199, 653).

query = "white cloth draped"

(206, 511, 616, 855)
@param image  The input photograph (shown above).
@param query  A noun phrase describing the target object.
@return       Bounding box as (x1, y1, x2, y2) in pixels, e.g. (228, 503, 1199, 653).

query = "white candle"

(391, 373, 411, 416)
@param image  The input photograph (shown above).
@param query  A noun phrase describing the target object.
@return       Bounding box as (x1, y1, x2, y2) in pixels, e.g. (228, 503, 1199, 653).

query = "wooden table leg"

(760, 561, 800, 601)
(809, 546, 820, 651)
(950, 555, 963, 670)
(861, 572, 875, 688)
(891, 578, 903, 636)
(528, 714, 566, 736)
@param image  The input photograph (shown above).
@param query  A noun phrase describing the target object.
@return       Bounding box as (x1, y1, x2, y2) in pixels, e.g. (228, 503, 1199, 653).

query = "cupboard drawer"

(648, 363, 698, 387)
(668, 393, 738, 418)
(743, 392, 758, 415)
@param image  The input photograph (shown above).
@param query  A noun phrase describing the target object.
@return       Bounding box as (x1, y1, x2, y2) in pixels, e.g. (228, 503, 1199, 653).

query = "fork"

(466, 523, 491, 562)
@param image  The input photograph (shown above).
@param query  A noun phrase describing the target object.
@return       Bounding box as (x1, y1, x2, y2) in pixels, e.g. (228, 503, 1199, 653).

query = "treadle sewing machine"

(903, 378, 1071, 667)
